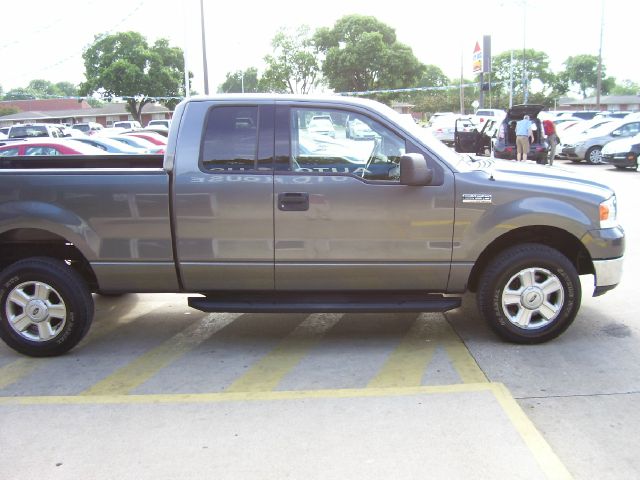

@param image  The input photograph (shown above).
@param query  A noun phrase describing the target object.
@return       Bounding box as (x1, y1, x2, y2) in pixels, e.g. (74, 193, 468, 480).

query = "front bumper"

(582, 226, 625, 296)
(601, 151, 637, 168)
(593, 257, 624, 296)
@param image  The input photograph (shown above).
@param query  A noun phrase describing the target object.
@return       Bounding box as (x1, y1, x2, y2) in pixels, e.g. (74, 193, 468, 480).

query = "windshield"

(371, 102, 472, 171)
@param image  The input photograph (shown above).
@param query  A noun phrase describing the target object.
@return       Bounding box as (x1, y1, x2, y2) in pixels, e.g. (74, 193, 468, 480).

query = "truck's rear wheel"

(477, 244, 581, 344)
(0, 258, 94, 357)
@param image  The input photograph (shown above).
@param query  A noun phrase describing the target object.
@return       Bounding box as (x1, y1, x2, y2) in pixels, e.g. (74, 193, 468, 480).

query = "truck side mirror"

(400, 153, 433, 186)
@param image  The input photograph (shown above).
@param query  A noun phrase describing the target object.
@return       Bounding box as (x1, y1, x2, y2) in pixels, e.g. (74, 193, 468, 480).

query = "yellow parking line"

(441, 317, 488, 384)
(0, 300, 162, 391)
(0, 358, 42, 390)
(367, 314, 436, 388)
(0, 383, 491, 405)
(492, 383, 573, 480)
(0, 383, 571, 478)
(225, 313, 343, 393)
(81, 313, 241, 396)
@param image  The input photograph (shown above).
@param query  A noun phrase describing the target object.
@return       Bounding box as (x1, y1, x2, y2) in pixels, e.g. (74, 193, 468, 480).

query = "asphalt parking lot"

(0, 158, 637, 480)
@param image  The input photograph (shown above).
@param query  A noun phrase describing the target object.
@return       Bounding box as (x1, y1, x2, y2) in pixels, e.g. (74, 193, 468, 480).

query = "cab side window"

(201, 106, 258, 172)
(290, 108, 405, 181)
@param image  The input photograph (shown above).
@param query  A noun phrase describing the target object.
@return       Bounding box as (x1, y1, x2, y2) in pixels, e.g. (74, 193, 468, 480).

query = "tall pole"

(200, 0, 209, 95)
(460, 48, 464, 114)
(522, 0, 528, 104)
(509, 50, 514, 108)
(182, 0, 190, 98)
(596, 0, 604, 110)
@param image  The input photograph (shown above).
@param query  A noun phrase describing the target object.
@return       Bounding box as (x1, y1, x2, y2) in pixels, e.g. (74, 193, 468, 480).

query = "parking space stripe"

(367, 314, 437, 388)
(0, 358, 42, 390)
(0, 383, 572, 478)
(225, 313, 343, 393)
(81, 313, 242, 396)
(492, 383, 573, 480)
(0, 300, 163, 391)
(441, 317, 488, 383)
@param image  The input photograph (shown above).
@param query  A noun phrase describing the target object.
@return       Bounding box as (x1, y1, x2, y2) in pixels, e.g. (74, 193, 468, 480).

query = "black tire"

(585, 146, 602, 164)
(477, 244, 581, 344)
(0, 257, 94, 357)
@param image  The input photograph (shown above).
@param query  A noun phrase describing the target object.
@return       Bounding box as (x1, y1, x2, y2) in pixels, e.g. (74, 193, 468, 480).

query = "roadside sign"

(472, 41, 483, 74)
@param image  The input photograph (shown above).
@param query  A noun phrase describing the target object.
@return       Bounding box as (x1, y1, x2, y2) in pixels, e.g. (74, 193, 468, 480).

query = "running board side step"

(188, 292, 461, 314)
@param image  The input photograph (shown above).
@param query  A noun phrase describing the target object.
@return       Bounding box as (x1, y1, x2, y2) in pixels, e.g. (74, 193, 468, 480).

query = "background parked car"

(0, 139, 108, 156)
(307, 117, 336, 138)
(71, 122, 103, 135)
(493, 104, 548, 162)
(113, 120, 141, 130)
(146, 119, 171, 129)
(601, 132, 640, 170)
(559, 119, 640, 164)
(472, 108, 506, 127)
(107, 135, 165, 154)
(429, 115, 474, 146)
(8, 123, 64, 139)
(345, 116, 379, 140)
(71, 136, 148, 154)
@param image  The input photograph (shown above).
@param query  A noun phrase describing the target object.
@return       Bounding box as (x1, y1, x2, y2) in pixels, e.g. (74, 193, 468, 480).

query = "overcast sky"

(1, 0, 638, 97)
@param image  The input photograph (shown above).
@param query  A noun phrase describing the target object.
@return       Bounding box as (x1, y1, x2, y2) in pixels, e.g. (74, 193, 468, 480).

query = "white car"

(147, 119, 171, 129)
(307, 117, 336, 138)
(429, 115, 474, 146)
(472, 108, 505, 128)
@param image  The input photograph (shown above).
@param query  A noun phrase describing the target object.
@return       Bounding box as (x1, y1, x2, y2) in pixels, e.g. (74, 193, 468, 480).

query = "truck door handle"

(278, 192, 309, 211)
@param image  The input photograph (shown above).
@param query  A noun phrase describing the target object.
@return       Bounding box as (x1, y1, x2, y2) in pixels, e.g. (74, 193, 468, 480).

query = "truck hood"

(464, 157, 614, 199)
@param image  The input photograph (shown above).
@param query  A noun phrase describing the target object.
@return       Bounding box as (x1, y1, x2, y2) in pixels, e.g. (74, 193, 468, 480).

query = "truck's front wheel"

(477, 244, 581, 344)
(0, 257, 94, 357)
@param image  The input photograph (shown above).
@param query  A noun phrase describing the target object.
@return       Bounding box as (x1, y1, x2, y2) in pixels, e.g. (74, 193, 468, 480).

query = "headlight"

(599, 195, 618, 228)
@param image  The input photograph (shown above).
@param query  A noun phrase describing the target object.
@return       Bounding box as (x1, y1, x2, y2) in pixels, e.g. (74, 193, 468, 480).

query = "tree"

(54, 81, 80, 97)
(490, 49, 556, 108)
(3, 88, 35, 100)
(218, 68, 260, 93)
(80, 31, 186, 122)
(406, 65, 451, 114)
(314, 15, 424, 94)
(261, 26, 320, 94)
(611, 79, 640, 96)
(562, 54, 611, 99)
(0, 106, 19, 117)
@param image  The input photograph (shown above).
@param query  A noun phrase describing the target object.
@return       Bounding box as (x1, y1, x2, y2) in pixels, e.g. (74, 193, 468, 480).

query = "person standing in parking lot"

(543, 118, 559, 166)
(515, 115, 533, 161)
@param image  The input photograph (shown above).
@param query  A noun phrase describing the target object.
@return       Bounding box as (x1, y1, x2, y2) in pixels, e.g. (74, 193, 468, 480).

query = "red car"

(0, 139, 107, 156)
(123, 131, 167, 146)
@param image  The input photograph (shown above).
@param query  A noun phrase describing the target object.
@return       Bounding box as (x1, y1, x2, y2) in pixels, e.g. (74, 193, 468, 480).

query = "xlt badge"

(462, 194, 492, 204)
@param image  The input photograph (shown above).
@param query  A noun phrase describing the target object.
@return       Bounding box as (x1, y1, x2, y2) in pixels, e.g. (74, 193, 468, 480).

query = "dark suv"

(493, 104, 548, 163)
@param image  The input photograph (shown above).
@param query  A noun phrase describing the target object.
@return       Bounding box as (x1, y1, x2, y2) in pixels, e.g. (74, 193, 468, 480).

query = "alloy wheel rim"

(501, 267, 564, 330)
(5, 281, 67, 342)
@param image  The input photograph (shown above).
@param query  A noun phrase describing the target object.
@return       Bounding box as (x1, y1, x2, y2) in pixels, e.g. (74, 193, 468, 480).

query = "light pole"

(200, 0, 209, 95)
(522, 0, 528, 104)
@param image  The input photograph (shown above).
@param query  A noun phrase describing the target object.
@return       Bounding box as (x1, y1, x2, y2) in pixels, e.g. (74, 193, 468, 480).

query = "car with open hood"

(493, 104, 548, 163)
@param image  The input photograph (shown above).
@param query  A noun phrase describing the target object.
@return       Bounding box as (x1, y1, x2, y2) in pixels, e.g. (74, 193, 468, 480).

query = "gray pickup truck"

(0, 95, 625, 356)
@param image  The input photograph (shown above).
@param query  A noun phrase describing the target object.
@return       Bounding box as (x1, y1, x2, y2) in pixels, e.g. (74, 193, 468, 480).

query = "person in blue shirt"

(515, 115, 534, 161)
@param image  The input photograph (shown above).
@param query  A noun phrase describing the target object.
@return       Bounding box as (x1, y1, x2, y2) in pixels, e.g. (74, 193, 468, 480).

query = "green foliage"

(562, 54, 607, 98)
(3, 88, 36, 100)
(261, 26, 320, 94)
(490, 49, 556, 108)
(314, 15, 424, 93)
(611, 79, 640, 96)
(218, 68, 261, 93)
(80, 31, 186, 121)
(0, 106, 20, 117)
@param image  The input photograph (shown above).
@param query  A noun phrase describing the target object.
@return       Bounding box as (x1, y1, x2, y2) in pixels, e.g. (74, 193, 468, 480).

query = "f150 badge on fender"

(462, 193, 492, 203)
